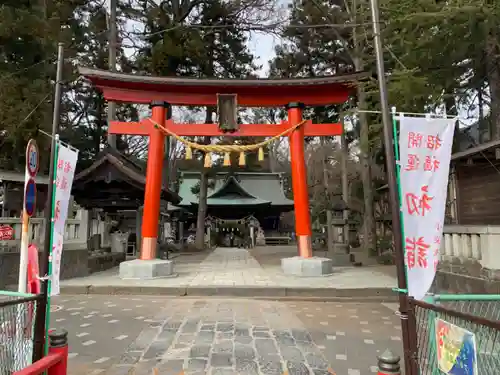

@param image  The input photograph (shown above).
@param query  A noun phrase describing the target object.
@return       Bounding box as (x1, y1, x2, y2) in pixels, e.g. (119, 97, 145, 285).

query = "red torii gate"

(79, 67, 362, 275)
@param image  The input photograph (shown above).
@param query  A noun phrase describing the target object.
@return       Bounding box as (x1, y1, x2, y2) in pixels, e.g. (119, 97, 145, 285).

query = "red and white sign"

(0, 225, 14, 240)
(399, 116, 455, 300)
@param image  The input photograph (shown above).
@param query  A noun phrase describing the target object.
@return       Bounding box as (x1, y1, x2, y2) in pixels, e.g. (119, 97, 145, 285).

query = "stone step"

(60, 284, 398, 302)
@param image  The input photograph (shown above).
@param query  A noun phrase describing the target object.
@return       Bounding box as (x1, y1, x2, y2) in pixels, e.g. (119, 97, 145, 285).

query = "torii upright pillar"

(141, 101, 168, 260)
(119, 101, 176, 280)
(287, 102, 313, 258)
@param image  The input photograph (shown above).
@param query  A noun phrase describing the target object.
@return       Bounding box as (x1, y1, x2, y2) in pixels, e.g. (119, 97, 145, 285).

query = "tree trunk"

(340, 116, 350, 245)
(357, 85, 376, 254)
(320, 138, 334, 252)
(352, 12, 376, 255)
(194, 108, 213, 250)
(195, 162, 209, 250)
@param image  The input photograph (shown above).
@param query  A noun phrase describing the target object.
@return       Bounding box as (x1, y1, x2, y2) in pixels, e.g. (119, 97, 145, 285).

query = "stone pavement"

(61, 247, 397, 299)
(53, 295, 403, 375)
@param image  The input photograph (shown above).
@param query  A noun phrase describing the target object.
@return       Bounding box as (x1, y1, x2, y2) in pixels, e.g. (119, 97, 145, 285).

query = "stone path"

(110, 299, 335, 375)
(61, 248, 397, 295)
(53, 296, 403, 375)
(45, 295, 405, 375)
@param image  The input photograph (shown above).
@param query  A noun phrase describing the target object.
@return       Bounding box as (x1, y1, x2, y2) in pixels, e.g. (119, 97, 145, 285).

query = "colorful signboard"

(0, 225, 14, 240)
(436, 318, 477, 375)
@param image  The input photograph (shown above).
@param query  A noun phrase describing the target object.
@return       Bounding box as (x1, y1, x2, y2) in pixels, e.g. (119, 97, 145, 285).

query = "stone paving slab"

(102, 299, 336, 375)
(86, 299, 402, 375)
(61, 248, 397, 300)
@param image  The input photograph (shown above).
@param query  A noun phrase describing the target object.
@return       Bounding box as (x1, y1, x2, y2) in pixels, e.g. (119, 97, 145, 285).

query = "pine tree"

(61, 0, 140, 169)
(0, 2, 55, 170)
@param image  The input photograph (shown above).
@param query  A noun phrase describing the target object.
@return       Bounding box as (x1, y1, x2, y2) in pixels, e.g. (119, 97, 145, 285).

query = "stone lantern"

(330, 197, 352, 266)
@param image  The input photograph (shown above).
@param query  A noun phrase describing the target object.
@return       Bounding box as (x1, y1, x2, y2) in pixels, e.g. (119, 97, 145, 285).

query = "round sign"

(25, 178, 37, 217)
(26, 139, 39, 178)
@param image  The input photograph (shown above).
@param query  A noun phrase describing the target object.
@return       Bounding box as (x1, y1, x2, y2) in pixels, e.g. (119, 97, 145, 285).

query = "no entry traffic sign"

(26, 139, 39, 178)
(25, 178, 37, 217)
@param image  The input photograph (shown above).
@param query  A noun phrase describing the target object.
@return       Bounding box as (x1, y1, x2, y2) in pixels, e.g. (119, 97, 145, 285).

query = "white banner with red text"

(50, 142, 78, 296)
(399, 116, 455, 300)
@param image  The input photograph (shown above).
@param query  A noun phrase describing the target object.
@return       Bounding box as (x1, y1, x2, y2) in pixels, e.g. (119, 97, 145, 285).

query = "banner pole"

(390, 108, 408, 289)
(368, 0, 415, 373)
(44, 136, 59, 353)
(32, 42, 64, 362)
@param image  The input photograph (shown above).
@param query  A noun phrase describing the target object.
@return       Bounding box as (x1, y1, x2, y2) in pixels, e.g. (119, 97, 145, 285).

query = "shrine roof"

(78, 67, 366, 106)
(208, 176, 259, 200)
(176, 172, 294, 209)
(73, 148, 181, 205)
(195, 197, 271, 206)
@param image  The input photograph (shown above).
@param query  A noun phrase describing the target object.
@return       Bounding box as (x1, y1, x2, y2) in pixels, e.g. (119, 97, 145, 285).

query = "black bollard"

(377, 349, 401, 375)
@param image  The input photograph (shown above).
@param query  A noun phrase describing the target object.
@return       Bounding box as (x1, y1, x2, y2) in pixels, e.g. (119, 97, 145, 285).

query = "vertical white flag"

(50, 142, 78, 296)
(399, 117, 455, 300)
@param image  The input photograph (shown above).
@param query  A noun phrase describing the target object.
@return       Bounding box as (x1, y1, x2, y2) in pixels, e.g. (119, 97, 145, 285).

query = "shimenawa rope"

(149, 119, 307, 167)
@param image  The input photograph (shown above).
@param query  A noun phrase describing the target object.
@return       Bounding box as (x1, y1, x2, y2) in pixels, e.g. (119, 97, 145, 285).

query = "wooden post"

(287, 102, 312, 258)
(140, 101, 168, 260)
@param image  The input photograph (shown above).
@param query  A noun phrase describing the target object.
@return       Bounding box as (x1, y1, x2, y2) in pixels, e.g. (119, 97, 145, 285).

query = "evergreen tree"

(0, 1, 56, 170)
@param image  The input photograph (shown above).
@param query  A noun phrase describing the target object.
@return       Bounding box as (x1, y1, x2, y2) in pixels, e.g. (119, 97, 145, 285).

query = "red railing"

(14, 330, 68, 375)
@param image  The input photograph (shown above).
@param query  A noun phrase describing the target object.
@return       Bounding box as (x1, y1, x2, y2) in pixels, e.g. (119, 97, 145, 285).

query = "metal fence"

(0, 292, 42, 375)
(432, 295, 500, 322)
(410, 298, 500, 375)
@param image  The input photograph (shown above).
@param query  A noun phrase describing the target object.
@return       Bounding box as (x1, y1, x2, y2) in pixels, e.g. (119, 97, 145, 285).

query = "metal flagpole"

(32, 42, 64, 362)
(368, 1, 416, 374)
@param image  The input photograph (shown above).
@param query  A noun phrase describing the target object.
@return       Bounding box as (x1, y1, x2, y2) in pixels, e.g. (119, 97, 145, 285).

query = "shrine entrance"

(215, 219, 248, 248)
(79, 67, 362, 278)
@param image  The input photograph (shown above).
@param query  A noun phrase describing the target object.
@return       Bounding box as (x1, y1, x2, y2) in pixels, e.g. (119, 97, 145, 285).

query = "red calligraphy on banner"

(408, 132, 423, 148)
(59, 176, 68, 191)
(405, 154, 420, 171)
(405, 185, 434, 216)
(406, 236, 430, 269)
(54, 200, 61, 222)
(426, 135, 442, 150)
(57, 159, 64, 170)
(63, 161, 72, 174)
(424, 156, 440, 172)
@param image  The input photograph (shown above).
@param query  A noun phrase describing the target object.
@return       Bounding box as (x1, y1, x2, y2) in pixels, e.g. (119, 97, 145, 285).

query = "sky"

(111, 0, 288, 77)
(248, 32, 280, 77)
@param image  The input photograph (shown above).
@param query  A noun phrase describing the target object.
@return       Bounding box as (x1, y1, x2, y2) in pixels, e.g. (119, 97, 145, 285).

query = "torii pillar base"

(119, 259, 177, 280)
(281, 256, 333, 277)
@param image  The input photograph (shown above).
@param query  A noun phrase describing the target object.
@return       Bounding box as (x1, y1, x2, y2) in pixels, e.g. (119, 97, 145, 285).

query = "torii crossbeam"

(79, 67, 363, 277)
